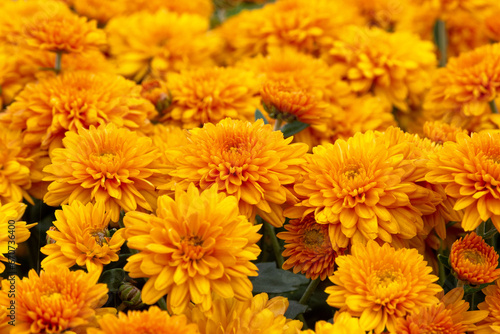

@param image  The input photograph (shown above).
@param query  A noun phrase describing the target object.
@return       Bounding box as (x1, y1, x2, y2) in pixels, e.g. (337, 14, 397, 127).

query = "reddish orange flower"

(450, 232, 500, 285)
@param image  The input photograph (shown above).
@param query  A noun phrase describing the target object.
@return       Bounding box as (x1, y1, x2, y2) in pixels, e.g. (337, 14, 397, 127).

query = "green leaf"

(464, 283, 491, 295)
(281, 120, 309, 138)
(284, 300, 309, 319)
(99, 268, 126, 292)
(437, 254, 451, 270)
(250, 262, 309, 293)
(255, 109, 269, 124)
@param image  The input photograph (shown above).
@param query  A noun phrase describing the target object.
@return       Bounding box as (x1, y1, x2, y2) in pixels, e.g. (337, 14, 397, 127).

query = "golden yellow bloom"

(0, 266, 109, 334)
(186, 293, 303, 334)
(423, 121, 468, 144)
(473, 278, 500, 333)
(43, 123, 168, 222)
(41, 201, 125, 274)
(87, 306, 199, 334)
(300, 313, 365, 334)
(1, 71, 155, 150)
(237, 48, 354, 108)
(159, 67, 260, 128)
(326, 241, 442, 334)
(71, 0, 213, 23)
(124, 185, 261, 314)
(0, 202, 36, 273)
(396, 287, 488, 333)
(450, 232, 500, 285)
(485, 10, 500, 41)
(277, 213, 339, 280)
(0, 46, 33, 109)
(286, 129, 435, 250)
(22, 9, 106, 54)
(446, 10, 490, 58)
(150, 123, 188, 169)
(325, 25, 436, 112)
(165, 118, 308, 227)
(106, 10, 220, 80)
(261, 81, 331, 125)
(426, 131, 500, 231)
(424, 43, 500, 119)
(218, 0, 361, 62)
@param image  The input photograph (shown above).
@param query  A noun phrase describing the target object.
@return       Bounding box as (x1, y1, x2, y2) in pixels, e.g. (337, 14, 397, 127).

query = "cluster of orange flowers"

(1, 0, 500, 333)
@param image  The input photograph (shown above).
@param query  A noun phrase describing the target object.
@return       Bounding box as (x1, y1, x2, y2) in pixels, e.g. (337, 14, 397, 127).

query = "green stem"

(54, 51, 62, 73)
(264, 221, 284, 268)
(490, 99, 499, 114)
(273, 118, 283, 132)
(476, 221, 486, 237)
(299, 278, 320, 305)
(435, 19, 447, 67)
(157, 296, 169, 312)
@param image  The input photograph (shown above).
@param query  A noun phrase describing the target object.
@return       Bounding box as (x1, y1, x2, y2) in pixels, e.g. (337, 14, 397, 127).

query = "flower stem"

(299, 278, 320, 305)
(435, 19, 447, 67)
(54, 51, 62, 73)
(264, 221, 284, 268)
(157, 296, 169, 312)
(490, 99, 499, 114)
(273, 118, 283, 132)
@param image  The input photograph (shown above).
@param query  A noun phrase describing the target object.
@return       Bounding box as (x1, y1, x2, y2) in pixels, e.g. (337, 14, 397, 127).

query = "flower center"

(180, 235, 205, 260)
(374, 268, 402, 288)
(486, 147, 500, 164)
(462, 250, 485, 265)
(303, 228, 325, 250)
(41, 292, 63, 303)
(342, 163, 362, 180)
(90, 229, 109, 246)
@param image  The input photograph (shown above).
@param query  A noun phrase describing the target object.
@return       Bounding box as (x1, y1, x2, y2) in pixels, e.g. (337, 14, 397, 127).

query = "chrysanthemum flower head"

(261, 81, 331, 126)
(424, 43, 500, 119)
(474, 278, 500, 333)
(22, 9, 106, 54)
(426, 131, 500, 231)
(124, 184, 262, 314)
(485, 10, 500, 41)
(185, 293, 303, 334)
(87, 306, 199, 334)
(324, 25, 436, 112)
(106, 10, 220, 80)
(423, 121, 468, 144)
(0, 202, 36, 273)
(277, 213, 339, 280)
(445, 10, 490, 58)
(326, 241, 442, 333)
(450, 232, 500, 285)
(164, 118, 308, 227)
(300, 313, 365, 334)
(0, 266, 109, 334)
(41, 201, 125, 274)
(396, 287, 488, 333)
(1, 71, 156, 150)
(43, 123, 168, 222)
(218, 0, 361, 62)
(286, 129, 437, 250)
(159, 67, 260, 128)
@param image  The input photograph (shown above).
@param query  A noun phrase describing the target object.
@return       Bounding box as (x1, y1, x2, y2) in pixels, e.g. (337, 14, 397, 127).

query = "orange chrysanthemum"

(0, 202, 36, 274)
(474, 278, 500, 333)
(300, 313, 365, 334)
(445, 10, 490, 58)
(423, 121, 468, 144)
(1, 71, 155, 150)
(286, 129, 434, 250)
(106, 10, 220, 80)
(0, 266, 109, 334)
(450, 232, 500, 284)
(159, 67, 260, 128)
(124, 185, 261, 314)
(396, 287, 488, 333)
(326, 241, 442, 333)
(485, 10, 500, 41)
(43, 123, 168, 222)
(324, 25, 436, 112)
(237, 49, 354, 108)
(261, 81, 331, 125)
(164, 118, 308, 227)
(426, 131, 500, 231)
(218, 0, 361, 62)
(277, 213, 339, 280)
(22, 9, 106, 54)
(41, 201, 125, 274)
(424, 43, 500, 119)
(87, 306, 199, 334)
(185, 293, 303, 334)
